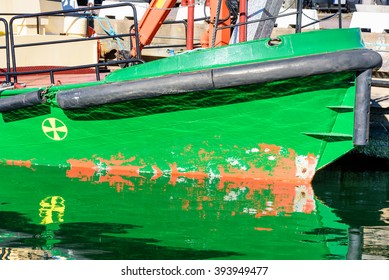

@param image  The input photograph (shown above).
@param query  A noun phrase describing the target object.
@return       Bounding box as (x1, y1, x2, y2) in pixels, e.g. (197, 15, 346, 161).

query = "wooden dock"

(371, 82, 389, 132)
(363, 225, 389, 260)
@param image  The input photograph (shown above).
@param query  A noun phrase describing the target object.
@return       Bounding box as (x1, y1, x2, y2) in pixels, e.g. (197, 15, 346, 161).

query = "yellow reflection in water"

(39, 196, 65, 224)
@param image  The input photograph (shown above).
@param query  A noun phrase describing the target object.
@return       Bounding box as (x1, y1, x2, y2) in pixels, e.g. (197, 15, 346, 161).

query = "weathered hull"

(0, 28, 382, 183)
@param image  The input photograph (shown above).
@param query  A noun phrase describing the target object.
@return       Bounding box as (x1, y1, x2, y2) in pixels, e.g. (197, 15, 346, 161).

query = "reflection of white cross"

(42, 118, 68, 141)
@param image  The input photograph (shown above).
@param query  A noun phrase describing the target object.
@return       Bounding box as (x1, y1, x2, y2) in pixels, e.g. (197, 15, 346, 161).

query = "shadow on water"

(0, 211, 240, 260)
(312, 154, 389, 259)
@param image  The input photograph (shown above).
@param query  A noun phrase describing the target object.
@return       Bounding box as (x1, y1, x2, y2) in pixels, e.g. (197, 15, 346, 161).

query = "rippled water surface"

(0, 155, 388, 260)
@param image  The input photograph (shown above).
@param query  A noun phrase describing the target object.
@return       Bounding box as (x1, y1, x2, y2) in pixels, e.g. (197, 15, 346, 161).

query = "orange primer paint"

(5, 160, 33, 169)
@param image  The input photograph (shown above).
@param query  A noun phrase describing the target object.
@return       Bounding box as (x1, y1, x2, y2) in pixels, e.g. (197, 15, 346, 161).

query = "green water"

(0, 155, 387, 260)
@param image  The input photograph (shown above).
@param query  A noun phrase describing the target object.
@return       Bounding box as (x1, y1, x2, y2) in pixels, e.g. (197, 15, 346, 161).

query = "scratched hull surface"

(0, 28, 372, 181)
(0, 164, 349, 260)
(0, 71, 356, 182)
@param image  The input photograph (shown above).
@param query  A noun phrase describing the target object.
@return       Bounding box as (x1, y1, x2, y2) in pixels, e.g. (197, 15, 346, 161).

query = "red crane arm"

(131, 0, 232, 57)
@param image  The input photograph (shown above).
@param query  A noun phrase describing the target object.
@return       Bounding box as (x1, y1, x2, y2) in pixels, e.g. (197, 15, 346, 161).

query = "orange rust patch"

(184, 144, 193, 152)
(67, 159, 96, 181)
(217, 158, 310, 186)
(198, 148, 216, 161)
(5, 160, 33, 169)
(104, 155, 137, 166)
(259, 144, 283, 154)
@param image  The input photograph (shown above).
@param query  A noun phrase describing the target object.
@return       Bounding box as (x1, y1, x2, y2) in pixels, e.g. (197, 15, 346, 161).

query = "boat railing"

(134, 17, 207, 56)
(211, 0, 344, 47)
(0, 2, 143, 85)
(0, 0, 349, 86)
(299, 0, 344, 29)
(0, 17, 11, 83)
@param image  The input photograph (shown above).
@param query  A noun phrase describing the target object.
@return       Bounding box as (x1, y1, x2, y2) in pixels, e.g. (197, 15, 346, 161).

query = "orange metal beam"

(239, 0, 247, 42)
(187, 0, 195, 50)
(131, 0, 177, 57)
(201, 0, 231, 48)
(132, 0, 232, 57)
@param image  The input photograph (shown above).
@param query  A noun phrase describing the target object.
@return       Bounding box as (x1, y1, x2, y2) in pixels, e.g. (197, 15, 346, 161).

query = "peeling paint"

(4, 160, 33, 169)
(64, 143, 318, 190)
(66, 144, 315, 191)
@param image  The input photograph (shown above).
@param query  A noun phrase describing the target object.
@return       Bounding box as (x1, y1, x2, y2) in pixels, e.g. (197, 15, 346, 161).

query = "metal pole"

(0, 18, 11, 83)
(187, 0, 195, 50)
(337, 0, 342, 28)
(239, 0, 247, 42)
(211, 0, 222, 48)
(8, 17, 18, 83)
(346, 227, 363, 260)
(296, 0, 303, 33)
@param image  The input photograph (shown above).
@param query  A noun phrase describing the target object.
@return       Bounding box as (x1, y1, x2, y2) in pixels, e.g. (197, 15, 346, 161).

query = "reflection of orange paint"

(66, 158, 145, 191)
(168, 163, 207, 186)
(66, 154, 316, 219)
(179, 182, 316, 220)
(99, 175, 135, 192)
(150, 165, 163, 180)
(182, 199, 190, 211)
(254, 227, 273, 231)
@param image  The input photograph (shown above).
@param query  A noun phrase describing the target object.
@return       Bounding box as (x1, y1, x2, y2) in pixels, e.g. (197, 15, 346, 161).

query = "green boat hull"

(0, 28, 381, 182)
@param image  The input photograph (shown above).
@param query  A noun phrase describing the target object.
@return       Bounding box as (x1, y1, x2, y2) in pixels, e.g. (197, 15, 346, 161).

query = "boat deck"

(14, 72, 109, 88)
(1, 66, 117, 90)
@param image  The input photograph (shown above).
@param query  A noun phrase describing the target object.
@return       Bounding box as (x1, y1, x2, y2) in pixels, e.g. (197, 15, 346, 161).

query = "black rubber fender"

(0, 89, 46, 113)
(56, 49, 382, 110)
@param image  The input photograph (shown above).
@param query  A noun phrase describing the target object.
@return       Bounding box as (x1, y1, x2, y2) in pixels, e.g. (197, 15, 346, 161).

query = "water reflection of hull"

(313, 163, 389, 260)
(0, 247, 53, 260)
(313, 166, 389, 227)
(0, 165, 348, 260)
